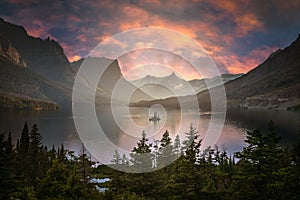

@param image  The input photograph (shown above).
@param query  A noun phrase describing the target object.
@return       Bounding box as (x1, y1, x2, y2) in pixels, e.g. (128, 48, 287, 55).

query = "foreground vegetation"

(0, 122, 300, 199)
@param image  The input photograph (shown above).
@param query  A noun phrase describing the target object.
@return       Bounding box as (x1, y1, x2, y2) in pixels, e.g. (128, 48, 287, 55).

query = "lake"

(1, 107, 299, 164)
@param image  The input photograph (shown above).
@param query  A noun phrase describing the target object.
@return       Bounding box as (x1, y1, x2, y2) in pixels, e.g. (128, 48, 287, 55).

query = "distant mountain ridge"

(131, 72, 242, 99)
(132, 34, 300, 111)
(131, 72, 193, 98)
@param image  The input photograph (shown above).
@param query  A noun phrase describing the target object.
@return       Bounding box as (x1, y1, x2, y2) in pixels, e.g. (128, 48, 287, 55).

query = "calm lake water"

(1, 107, 299, 163)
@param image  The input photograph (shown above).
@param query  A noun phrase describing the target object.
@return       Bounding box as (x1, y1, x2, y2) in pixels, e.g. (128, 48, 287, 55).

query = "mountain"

(132, 34, 300, 111)
(76, 57, 154, 104)
(224, 34, 300, 110)
(131, 72, 193, 98)
(0, 18, 152, 110)
(0, 55, 71, 110)
(189, 73, 243, 94)
(0, 17, 74, 86)
(131, 72, 242, 99)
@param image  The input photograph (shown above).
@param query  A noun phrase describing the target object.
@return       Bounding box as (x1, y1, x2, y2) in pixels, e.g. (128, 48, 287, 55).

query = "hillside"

(189, 73, 243, 94)
(224, 34, 300, 109)
(0, 57, 71, 109)
(0, 93, 58, 111)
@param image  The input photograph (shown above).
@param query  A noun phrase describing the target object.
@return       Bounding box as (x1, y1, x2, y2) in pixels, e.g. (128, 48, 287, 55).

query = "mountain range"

(0, 17, 152, 110)
(132, 34, 300, 111)
(131, 73, 242, 99)
(1, 17, 299, 111)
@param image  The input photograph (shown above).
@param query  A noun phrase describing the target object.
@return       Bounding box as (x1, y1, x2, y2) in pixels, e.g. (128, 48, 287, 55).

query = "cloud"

(215, 46, 278, 74)
(0, 0, 299, 77)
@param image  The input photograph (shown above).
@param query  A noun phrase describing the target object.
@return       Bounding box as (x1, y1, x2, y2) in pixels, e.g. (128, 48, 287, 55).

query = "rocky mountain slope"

(0, 17, 74, 86)
(0, 56, 70, 110)
(189, 74, 243, 94)
(0, 35, 26, 67)
(224, 34, 300, 110)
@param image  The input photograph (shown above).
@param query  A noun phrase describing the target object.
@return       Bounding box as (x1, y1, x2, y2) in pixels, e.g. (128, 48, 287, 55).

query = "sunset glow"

(1, 0, 299, 78)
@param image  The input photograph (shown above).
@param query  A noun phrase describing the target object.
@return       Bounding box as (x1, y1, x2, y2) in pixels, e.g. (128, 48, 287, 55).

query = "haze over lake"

(1, 107, 299, 164)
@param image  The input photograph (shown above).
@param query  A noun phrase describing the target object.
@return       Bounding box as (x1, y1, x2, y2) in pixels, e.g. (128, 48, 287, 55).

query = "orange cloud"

(235, 13, 264, 37)
(25, 19, 49, 38)
(69, 55, 81, 62)
(216, 46, 278, 74)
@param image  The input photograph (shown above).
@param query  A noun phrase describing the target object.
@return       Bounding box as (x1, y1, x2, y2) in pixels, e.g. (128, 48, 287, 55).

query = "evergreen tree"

(285, 127, 300, 199)
(16, 122, 30, 177)
(58, 143, 66, 162)
(182, 123, 201, 163)
(233, 121, 285, 199)
(19, 122, 29, 154)
(152, 139, 160, 168)
(174, 134, 182, 159)
(121, 153, 129, 165)
(111, 149, 122, 165)
(77, 143, 94, 186)
(157, 130, 174, 168)
(130, 130, 153, 172)
(28, 124, 43, 189)
(0, 133, 16, 199)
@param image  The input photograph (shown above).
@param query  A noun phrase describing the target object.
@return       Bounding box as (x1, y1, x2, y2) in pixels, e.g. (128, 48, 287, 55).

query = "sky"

(1, 0, 300, 80)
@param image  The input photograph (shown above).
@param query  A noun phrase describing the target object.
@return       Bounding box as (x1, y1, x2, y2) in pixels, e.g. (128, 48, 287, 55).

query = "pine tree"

(152, 139, 160, 168)
(0, 133, 16, 199)
(182, 123, 201, 163)
(19, 122, 29, 154)
(284, 127, 300, 199)
(157, 130, 174, 168)
(233, 121, 285, 199)
(58, 143, 66, 162)
(111, 149, 122, 165)
(130, 130, 153, 172)
(121, 153, 129, 165)
(174, 134, 182, 159)
(16, 122, 30, 177)
(78, 143, 94, 186)
(28, 124, 43, 189)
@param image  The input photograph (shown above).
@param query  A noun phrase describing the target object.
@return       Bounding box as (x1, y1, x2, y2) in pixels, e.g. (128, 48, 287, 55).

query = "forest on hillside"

(1, 122, 300, 200)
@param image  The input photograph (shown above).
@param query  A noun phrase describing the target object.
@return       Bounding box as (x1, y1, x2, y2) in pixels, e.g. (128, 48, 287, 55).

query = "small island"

(149, 112, 160, 122)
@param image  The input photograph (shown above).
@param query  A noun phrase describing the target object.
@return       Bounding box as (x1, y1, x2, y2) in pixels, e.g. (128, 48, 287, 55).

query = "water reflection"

(0, 107, 299, 164)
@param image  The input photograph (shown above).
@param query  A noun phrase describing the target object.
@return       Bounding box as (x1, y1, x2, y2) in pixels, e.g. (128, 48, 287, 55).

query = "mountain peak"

(0, 18, 72, 85)
(144, 74, 154, 79)
(166, 72, 179, 78)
